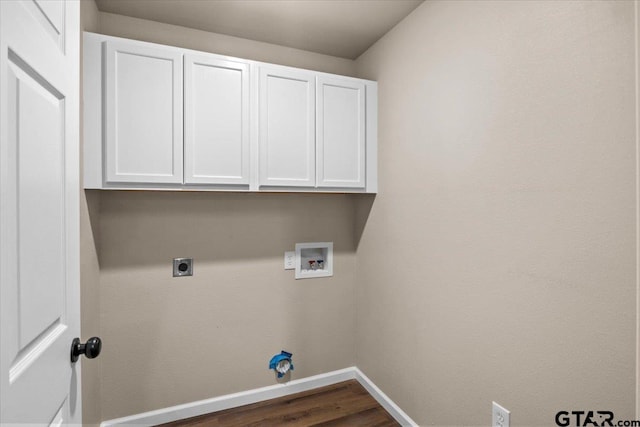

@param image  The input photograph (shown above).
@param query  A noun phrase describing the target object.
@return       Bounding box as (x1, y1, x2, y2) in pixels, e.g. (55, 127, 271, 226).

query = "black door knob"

(70, 337, 102, 363)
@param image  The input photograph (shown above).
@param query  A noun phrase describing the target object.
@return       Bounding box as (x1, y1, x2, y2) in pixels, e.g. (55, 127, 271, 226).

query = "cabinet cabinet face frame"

(184, 54, 250, 185)
(104, 40, 184, 184)
(316, 76, 366, 188)
(258, 67, 316, 187)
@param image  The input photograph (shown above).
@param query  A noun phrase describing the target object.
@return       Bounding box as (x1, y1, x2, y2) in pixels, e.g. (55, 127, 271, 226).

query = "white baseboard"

(352, 367, 418, 427)
(100, 366, 418, 427)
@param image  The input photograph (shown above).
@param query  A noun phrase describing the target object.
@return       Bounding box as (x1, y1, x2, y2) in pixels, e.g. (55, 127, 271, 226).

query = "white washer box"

(295, 242, 333, 279)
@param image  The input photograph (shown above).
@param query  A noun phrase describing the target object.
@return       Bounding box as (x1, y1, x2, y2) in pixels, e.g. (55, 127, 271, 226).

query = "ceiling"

(94, 0, 424, 59)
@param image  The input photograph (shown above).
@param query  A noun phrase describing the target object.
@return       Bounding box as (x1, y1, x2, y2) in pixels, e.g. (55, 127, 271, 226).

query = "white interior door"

(0, 0, 81, 424)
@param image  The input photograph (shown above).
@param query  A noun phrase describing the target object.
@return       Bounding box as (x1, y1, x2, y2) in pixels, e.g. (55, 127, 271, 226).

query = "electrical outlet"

(492, 402, 510, 427)
(284, 251, 295, 270)
(173, 258, 193, 277)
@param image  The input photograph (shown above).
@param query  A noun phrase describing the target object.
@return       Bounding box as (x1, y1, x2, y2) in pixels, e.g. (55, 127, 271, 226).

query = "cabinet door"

(184, 55, 249, 185)
(104, 41, 183, 184)
(316, 77, 366, 188)
(259, 67, 315, 187)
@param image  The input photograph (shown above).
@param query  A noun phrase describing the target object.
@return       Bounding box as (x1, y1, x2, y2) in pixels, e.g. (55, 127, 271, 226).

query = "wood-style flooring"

(157, 380, 400, 427)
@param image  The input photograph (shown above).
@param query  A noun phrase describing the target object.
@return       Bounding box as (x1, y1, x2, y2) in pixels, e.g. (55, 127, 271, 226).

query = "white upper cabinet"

(84, 32, 377, 193)
(258, 67, 315, 187)
(316, 76, 366, 188)
(184, 54, 249, 185)
(104, 40, 183, 184)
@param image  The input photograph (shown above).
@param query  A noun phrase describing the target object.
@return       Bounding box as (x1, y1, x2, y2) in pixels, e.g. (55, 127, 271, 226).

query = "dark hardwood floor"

(157, 380, 400, 427)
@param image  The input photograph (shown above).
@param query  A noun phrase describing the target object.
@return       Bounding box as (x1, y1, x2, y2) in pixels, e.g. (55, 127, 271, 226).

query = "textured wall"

(83, 1, 638, 423)
(79, 0, 102, 425)
(354, 1, 636, 425)
(82, 8, 362, 420)
(98, 192, 357, 419)
(98, 11, 357, 77)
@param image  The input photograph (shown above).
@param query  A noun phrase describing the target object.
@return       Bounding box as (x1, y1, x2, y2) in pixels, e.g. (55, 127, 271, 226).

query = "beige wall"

(637, 1, 640, 417)
(80, 0, 102, 425)
(98, 12, 356, 77)
(355, 1, 636, 425)
(81, 1, 638, 424)
(79, 7, 362, 421)
(98, 192, 357, 419)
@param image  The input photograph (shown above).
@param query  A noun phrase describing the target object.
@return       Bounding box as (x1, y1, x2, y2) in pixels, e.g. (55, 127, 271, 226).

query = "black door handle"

(70, 337, 102, 363)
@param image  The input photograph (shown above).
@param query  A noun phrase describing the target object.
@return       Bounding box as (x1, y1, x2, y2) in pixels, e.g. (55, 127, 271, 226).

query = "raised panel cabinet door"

(316, 77, 366, 188)
(184, 55, 249, 185)
(259, 67, 315, 187)
(104, 40, 183, 184)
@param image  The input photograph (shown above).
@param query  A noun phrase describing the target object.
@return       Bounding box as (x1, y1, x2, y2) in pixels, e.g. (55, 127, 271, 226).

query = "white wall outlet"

(492, 402, 510, 427)
(284, 251, 295, 270)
